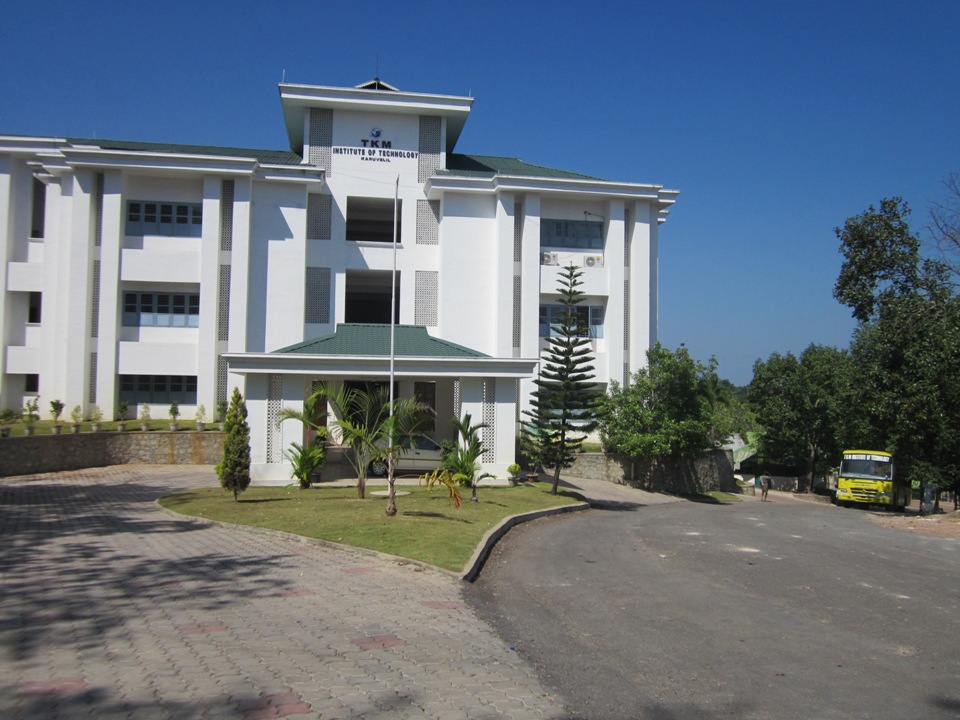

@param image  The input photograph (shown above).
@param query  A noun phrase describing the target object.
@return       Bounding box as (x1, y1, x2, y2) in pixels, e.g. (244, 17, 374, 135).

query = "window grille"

(307, 193, 332, 241)
(220, 181, 234, 251)
(414, 271, 438, 326)
(418, 115, 441, 182)
(482, 379, 496, 462)
(88, 352, 97, 404)
(624, 208, 631, 266)
(216, 356, 228, 406)
(512, 275, 522, 351)
(540, 219, 604, 250)
(305, 267, 331, 324)
(266, 375, 283, 463)
(416, 200, 439, 245)
(309, 108, 333, 171)
(539, 304, 605, 339)
(513, 199, 523, 262)
(94, 173, 104, 247)
(90, 260, 101, 338)
(453, 379, 461, 420)
(123, 291, 200, 327)
(118, 375, 198, 404)
(127, 200, 202, 238)
(623, 279, 631, 352)
(217, 265, 231, 342)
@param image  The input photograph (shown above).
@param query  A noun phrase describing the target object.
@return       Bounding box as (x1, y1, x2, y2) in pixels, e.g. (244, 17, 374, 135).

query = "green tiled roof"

(443, 153, 605, 181)
(275, 324, 488, 358)
(66, 138, 303, 166)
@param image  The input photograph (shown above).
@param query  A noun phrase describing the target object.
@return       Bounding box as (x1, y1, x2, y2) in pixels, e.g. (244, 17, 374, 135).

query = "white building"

(0, 78, 678, 482)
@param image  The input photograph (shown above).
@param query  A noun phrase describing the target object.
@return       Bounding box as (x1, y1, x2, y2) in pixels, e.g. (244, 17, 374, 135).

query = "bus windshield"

(840, 457, 892, 481)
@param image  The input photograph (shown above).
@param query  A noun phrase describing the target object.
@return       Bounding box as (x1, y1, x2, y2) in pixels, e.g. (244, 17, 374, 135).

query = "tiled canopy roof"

(443, 154, 605, 181)
(67, 137, 304, 165)
(275, 324, 488, 358)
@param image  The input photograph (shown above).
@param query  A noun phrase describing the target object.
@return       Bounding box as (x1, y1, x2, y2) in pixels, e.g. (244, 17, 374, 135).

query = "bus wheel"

(894, 504, 906, 513)
(842, 501, 853, 509)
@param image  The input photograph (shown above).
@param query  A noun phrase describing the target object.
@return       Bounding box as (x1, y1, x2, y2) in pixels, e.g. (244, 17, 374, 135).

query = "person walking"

(761, 470, 772, 501)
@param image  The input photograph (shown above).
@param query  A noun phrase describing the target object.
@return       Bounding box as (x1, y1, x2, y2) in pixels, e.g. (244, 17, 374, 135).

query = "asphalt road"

(464, 495, 960, 720)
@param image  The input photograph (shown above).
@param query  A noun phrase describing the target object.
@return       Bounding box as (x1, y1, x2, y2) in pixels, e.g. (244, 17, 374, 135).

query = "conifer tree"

(523, 264, 600, 494)
(217, 387, 251, 501)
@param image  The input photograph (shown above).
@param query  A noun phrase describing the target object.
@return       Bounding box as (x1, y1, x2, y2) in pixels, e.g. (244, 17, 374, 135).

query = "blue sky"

(2, 1, 957, 385)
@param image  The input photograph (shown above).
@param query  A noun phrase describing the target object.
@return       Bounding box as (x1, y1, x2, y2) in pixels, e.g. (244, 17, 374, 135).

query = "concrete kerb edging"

(155, 495, 591, 582)
(459, 500, 590, 582)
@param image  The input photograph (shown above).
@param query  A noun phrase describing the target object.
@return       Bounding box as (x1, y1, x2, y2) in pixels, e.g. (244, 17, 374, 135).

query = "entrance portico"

(225, 324, 538, 484)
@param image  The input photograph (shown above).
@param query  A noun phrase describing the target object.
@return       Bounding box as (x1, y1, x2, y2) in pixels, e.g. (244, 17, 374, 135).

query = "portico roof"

(225, 324, 538, 379)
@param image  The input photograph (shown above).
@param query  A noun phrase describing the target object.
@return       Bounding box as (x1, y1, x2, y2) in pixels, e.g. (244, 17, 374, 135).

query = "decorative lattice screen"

(418, 115, 441, 182)
(307, 193, 332, 241)
(414, 270, 438, 327)
(416, 200, 439, 245)
(305, 267, 331, 324)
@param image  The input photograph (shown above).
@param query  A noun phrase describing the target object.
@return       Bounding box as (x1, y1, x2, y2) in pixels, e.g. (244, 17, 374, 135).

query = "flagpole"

(387, 174, 398, 502)
(390, 174, 398, 415)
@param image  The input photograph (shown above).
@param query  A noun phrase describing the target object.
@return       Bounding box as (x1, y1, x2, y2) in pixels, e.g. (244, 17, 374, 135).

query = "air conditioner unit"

(541, 252, 559, 266)
(584, 255, 604, 268)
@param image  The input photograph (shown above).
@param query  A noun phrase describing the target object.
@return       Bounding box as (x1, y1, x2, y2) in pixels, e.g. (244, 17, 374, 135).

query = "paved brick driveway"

(0, 466, 568, 719)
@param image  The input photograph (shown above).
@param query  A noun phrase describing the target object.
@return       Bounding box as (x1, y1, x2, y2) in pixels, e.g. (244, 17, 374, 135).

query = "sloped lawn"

(160, 484, 581, 572)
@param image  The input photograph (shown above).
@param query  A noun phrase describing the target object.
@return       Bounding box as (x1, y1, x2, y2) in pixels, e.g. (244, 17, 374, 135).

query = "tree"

(381, 396, 434, 516)
(278, 384, 329, 488)
(311, 383, 432, 511)
(217, 387, 251, 501)
(748, 345, 850, 492)
(523, 264, 601, 494)
(697, 358, 755, 445)
(446, 413, 493, 503)
(597, 343, 711, 459)
(835, 198, 960, 491)
(929, 171, 960, 282)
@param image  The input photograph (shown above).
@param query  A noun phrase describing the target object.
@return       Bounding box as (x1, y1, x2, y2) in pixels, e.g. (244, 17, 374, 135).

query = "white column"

(197, 176, 222, 415)
(95, 170, 124, 416)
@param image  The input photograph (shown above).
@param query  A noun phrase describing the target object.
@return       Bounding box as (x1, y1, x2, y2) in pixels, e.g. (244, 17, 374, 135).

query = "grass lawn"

(159, 483, 582, 572)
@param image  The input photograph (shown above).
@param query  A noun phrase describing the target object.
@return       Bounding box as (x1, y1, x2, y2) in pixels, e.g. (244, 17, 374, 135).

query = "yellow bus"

(834, 450, 909, 512)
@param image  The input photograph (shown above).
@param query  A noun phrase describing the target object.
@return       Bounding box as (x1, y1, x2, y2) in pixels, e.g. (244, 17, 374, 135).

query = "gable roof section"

(443, 153, 605, 181)
(275, 324, 488, 358)
(66, 137, 304, 166)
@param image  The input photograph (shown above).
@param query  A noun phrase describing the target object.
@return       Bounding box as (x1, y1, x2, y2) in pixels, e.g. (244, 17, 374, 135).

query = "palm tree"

(447, 413, 493, 503)
(382, 396, 434, 515)
(310, 383, 432, 507)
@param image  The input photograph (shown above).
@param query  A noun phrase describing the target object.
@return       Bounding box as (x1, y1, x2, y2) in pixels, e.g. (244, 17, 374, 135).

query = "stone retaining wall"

(564, 449, 737, 495)
(0, 431, 224, 477)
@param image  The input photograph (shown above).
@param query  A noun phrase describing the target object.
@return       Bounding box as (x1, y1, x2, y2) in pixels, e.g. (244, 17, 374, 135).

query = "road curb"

(459, 500, 590, 582)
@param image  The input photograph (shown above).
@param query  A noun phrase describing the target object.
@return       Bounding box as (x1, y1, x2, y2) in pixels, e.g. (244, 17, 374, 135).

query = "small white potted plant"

(22, 397, 39, 436)
(168, 401, 180, 431)
(139, 403, 151, 431)
(49, 399, 65, 435)
(115, 401, 129, 432)
(70, 405, 83, 434)
(216, 399, 228, 431)
(89, 404, 102, 432)
(195, 404, 206, 431)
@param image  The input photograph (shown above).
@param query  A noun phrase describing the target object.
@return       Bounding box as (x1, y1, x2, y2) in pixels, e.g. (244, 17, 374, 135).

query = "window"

(25, 374, 39, 393)
(540, 219, 603, 250)
(126, 200, 202, 237)
(119, 375, 197, 405)
(27, 292, 42, 324)
(346, 197, 401, 243)
(30, 178, 46, 239)
(123, 292, 200, 327)
(539, 304, 605, 339)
